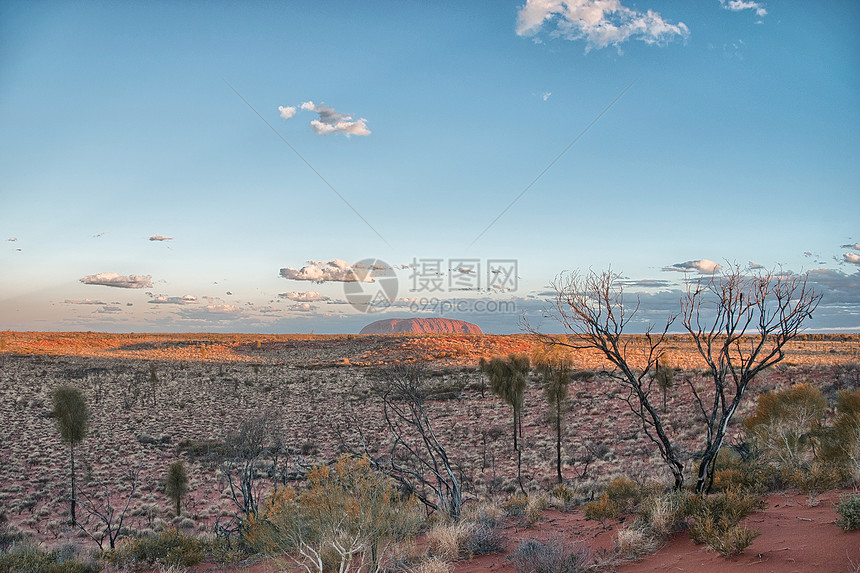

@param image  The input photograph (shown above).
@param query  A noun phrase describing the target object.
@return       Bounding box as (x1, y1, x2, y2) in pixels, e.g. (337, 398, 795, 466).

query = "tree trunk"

(70, 443, 76, 525)
(556, 402, 563, 484)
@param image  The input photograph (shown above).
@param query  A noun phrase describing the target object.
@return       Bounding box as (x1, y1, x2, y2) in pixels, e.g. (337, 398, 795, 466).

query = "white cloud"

(65, 299, 107, 305)
(748, 261, 764, 270)
(516, 0, 689, 52)
(279, 291, 330, 302)
(287, 302, 317, 312)
(542, 92, 552, 101)
(841, 243, 860, 251)
(80, 272, 152, 289)
(844, 253, 860, 266)
(204, 304, 241, 314)
(720, 0, 767, 18)
(96, 306, 123, 314)
(148, 295, 197, 305)
(7, 237, 17, 242)
(280, 259, 374, 283)
(300, 101, 370, 136)
(278, 105, 297, 119)
(149, 235, 173, 241)
(662, 259, 723, 274)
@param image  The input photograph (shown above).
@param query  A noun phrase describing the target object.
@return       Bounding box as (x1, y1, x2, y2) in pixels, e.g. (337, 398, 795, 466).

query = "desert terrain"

(1, 331, 859, 572)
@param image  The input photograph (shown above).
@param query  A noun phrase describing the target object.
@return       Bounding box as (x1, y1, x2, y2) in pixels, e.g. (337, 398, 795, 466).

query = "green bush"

(705, 447, 771, 493)
(503, 493, 529, 517)
(744, 383, 826, 475)
(243, 456, 422, 571)
(836, 494, 860, 531)
(106, 528, 205, 568)
(583, 476, 645, 523)
(687, 488, 762, 557)
(0, 543, 99, 573)
(818, 390, 860, 484)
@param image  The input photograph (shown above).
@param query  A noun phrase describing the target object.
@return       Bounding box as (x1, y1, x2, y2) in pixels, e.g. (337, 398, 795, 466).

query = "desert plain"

(1, 330, 860, 572)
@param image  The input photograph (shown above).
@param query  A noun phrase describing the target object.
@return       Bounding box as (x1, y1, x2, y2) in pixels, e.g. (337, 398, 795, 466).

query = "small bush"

(503, 494, 529, 517)
(551, 483, 576, 505)
(687, 488, 762, 557)
(464, 518, 506, 556)
(744, 383, 826, 475)
(508, 536, 591, 573)
(243, 455, 423, 571)
(0, 542, 99, 573)
(616, 526, 659, 559)
(636, 489, 692, 539)
(425, 522, 474, 561)
(585, 475, 646, 523)
(106, 528, 205, 568)
(706, 447, 770, 493)
(818, 390, 860, 484)
(408, 556, 453, 573)
(604, 476, 643, 510)
(836, 494, 860, 530)
(583, 492, 619, 522)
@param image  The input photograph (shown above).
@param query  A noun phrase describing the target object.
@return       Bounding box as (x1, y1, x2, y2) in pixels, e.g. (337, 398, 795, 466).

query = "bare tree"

(351, 366, 464, 521)
(682, 266, 821, 493)
(74, 463, 142, 550)
(222, 415, 276, 518)
(530, 266, 820, 493)
(527, 269, 685, 489)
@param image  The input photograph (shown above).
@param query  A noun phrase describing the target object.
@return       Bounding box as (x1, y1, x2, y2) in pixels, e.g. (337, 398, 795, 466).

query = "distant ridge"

(359, 317, 483, 335)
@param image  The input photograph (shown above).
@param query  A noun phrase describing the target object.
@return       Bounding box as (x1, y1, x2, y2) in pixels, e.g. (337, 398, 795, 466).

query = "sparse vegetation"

(836, 493, 860, 531)
(1, 331, 859, 570)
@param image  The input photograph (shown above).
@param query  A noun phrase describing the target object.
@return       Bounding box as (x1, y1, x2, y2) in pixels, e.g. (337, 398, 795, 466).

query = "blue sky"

(1, 0, 858, 334)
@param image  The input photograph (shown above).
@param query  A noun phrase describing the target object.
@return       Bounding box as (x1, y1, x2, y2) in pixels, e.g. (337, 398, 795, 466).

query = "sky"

(1, 0, 858, 334)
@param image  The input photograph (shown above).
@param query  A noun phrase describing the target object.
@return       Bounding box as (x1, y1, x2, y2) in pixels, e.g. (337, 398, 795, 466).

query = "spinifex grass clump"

(583, 476, 645, 523)
(687, 487, 762, 557)
(836, 493, 860, 531)
(508, 535, 592, 573)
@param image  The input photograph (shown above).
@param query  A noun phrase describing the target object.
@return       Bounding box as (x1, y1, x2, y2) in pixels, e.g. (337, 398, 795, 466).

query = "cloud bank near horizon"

(80, 273, 153, 289)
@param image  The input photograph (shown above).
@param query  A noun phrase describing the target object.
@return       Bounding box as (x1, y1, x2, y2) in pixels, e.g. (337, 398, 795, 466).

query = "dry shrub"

(508, 535, 592, 573)
(425, 521, 474, 561)
(524, 494, 548, 526)
(243, 455, 423, 571)
(551, 483, 577, 506)
(687, 488, 762, 557)
(637, 489, 692, 539)
(819, 390, 860, 484)
(744, 383, 826, 475)
(616, 526, 659, 559)
(836, 493, 860, 531)
(464, 518, 506, 556)
(107, 528, 206, 569)
(503, 493, 529, 517)
(408, 556, 453, 573)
